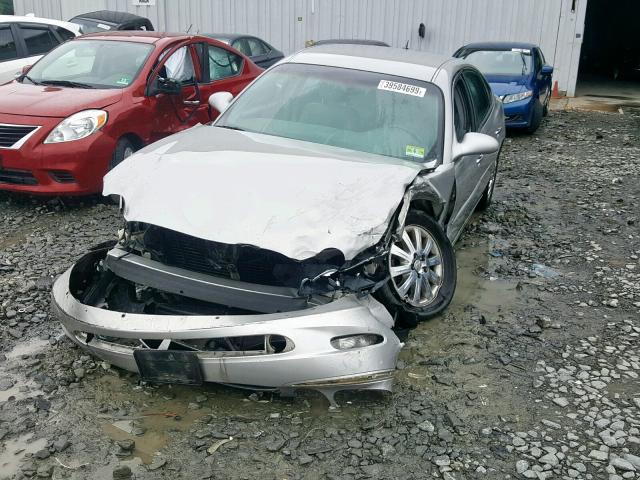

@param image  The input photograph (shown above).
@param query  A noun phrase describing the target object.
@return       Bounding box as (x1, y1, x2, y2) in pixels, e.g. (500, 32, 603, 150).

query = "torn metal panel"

(103, 126, 422, 261)
(104, 246, 322, 313)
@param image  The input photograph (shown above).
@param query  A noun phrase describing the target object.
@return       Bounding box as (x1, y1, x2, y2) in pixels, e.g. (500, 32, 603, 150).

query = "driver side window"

(453, 79, 472, 142)
(161, 46, 195, 84)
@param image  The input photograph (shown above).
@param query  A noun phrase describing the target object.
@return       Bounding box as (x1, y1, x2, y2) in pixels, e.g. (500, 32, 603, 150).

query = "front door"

(148, 43, 202, 142)
(449, 76, 479, 233)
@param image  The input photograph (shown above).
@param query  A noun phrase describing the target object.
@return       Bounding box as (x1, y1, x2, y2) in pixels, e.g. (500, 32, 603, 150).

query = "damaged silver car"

(52, 45, 505, 404)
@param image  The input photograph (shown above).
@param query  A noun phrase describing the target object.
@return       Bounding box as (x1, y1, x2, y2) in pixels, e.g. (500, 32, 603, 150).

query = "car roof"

(79, 31, 198, 44)
(206, 33, 246, 42)
(0, 14, 81, 33)
(288, 44, 459, 81)
(69, 10, 148, 25)
(313, 39, 390, 47)
(459, 41, 538, 51)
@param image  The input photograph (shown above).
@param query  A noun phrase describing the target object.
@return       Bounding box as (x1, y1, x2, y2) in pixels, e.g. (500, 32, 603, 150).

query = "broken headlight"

(330, 334, 382, 350)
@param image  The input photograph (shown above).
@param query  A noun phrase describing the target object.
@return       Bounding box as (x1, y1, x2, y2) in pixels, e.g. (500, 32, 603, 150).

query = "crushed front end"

(51, 224, 403, 404)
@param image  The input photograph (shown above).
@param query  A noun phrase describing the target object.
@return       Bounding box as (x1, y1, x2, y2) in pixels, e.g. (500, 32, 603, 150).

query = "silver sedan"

(52, 44, 505, 405)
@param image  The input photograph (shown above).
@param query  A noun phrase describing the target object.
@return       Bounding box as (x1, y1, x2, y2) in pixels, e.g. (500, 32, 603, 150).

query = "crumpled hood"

(104, 126, 422, 261)
(0, 83, 122, 117)
(484, 74, 531, 98)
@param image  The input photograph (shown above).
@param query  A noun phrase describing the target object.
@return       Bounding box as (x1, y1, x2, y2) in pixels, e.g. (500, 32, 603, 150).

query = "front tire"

(109, 138, 136, 171)
(526, 99, 543, 134)
(376, 211, 456, 327)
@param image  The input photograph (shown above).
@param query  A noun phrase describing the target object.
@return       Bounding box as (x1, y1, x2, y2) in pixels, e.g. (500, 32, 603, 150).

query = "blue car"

(453, 42, 553, 133)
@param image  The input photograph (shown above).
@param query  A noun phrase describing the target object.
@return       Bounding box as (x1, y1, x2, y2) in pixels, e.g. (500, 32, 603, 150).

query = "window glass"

(453, 80, 471, 142)
(217, 63, 444, 162)
(0, 25, 18, 62)
(71, 18, 113, 34)
(247, 38, 268, 56)
(54, 26, 75, 42)
(463, 70, 491, 125)
(208, 45, 242, 80)
(163, 46, 195, 84)
(534, 49, 543, 72)
(461, 49, 533, 76)
(231, 38, 251, 56)
(19, 25, 58, 56)
(26, 39, 153, 88)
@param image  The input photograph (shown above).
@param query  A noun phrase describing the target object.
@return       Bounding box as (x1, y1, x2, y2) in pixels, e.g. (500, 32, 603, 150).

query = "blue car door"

(534, 48, 552, 107)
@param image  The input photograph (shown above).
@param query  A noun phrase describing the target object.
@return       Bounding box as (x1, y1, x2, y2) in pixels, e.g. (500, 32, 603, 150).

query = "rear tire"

(375, 211, 456, 328)
(476, 155, 499, 211)
(109, 138, 136, 171)
(526, 99, 543, 134)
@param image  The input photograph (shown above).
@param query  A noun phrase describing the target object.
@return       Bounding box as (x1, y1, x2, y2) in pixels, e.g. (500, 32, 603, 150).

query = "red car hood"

(0, 83, 123, 118)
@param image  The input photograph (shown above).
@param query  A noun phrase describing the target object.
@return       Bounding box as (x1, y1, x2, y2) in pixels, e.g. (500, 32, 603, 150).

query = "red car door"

(196, 40, 263, 119)
(147, 42, 203, 142)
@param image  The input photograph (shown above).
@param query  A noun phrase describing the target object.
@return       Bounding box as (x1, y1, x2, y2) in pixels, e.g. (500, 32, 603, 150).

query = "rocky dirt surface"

(0, 108, 639, 480)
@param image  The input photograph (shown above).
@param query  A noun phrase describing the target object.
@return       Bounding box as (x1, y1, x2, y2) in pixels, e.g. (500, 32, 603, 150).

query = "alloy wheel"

(388, 224, 443, 307)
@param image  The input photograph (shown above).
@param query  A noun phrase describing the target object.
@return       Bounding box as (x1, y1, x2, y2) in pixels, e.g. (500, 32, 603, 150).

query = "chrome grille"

(0, 124, 39, 148)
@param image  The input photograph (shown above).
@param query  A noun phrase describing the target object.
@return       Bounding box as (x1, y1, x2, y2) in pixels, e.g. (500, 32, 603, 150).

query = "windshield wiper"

(20, 75, 42, 85)
(39, 80, 95, 89)
(217, 125, 245, 132)
(519, 53, 527, 75)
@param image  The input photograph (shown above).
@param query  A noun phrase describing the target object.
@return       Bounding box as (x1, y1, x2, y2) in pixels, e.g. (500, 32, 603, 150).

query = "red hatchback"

(0, 32, 262, 195)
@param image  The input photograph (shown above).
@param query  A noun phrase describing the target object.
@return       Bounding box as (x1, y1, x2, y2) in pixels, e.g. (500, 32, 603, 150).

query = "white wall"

(13, 0, 586, 95)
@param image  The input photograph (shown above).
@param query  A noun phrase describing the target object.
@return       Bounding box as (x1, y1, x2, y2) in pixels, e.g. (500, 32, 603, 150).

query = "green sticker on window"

(116, 76, 131, 86)
(405, 145, 425, 158)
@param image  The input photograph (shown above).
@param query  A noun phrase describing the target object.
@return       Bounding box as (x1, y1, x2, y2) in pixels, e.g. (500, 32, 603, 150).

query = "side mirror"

(148, 77, 181, 96)
(452, 132, 500, 160)
(541, 65, 554, 75)
(208, 91, 233, 114)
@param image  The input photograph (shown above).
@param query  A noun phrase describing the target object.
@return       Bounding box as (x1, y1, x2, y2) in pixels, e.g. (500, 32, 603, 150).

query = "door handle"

(476, 154, 483, 165)
(494, 127, 503, 135)
(183, 100, 200, 106)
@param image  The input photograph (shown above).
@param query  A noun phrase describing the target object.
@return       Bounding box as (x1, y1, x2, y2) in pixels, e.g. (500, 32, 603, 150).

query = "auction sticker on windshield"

(378, 80, 426, 97)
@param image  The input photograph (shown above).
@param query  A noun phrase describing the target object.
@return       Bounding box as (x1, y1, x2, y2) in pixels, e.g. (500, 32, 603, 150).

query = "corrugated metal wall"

(13, 0, 586, 95)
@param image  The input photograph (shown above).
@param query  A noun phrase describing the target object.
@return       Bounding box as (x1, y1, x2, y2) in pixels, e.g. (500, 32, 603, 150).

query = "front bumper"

(0, 113, 115, 195)
(51, 251, 402, 402)
(503, 97, 535, 128)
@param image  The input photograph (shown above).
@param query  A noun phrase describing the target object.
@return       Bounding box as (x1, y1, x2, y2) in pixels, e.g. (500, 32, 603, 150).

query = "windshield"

(24, 40, 153, 89)
(461, 49, 533, 76)
(216, 63, 444, 162)
(71, 18, 115, 34)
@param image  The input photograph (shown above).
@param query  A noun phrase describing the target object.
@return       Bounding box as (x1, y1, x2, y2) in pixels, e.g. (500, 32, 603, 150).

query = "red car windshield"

(24, 40, 154, 89)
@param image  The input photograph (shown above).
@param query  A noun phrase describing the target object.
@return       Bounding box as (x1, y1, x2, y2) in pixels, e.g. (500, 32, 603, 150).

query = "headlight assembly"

(502, 90, 533, 104)
(331, 334, 383, 350)
(44, 109, 108, 144)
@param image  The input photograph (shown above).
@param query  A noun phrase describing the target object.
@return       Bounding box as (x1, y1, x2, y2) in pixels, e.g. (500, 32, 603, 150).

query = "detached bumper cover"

(51, 261, 402, 395)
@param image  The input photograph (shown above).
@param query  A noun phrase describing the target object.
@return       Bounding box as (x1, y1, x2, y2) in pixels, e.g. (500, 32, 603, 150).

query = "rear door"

(197, 41, 253, 119)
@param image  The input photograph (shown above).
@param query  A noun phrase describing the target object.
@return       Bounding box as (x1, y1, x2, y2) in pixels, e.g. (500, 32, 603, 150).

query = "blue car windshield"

(461, 49, 533, 76)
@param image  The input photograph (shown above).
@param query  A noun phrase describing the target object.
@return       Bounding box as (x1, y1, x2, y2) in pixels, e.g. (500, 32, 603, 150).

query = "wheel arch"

(118, 133, 144, 151)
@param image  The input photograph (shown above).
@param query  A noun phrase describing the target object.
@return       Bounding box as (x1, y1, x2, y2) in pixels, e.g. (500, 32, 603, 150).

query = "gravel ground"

(0, 108, 639, 480)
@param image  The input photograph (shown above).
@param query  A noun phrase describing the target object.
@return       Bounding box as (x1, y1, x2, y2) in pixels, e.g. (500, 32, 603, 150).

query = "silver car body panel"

(52, 260, 402, 405)
(103, 129, 422, 261)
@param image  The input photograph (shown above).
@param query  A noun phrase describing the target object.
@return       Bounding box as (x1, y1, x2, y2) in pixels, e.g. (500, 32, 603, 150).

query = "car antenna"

(404, 40, 410, 50)
(186, 24, 193, 34)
